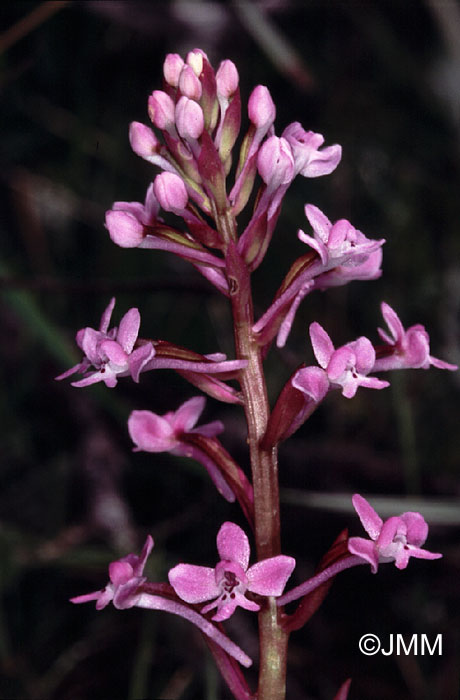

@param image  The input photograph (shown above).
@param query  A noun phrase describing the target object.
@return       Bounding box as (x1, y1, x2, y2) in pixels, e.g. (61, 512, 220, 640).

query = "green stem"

(217, 210, 288, 700)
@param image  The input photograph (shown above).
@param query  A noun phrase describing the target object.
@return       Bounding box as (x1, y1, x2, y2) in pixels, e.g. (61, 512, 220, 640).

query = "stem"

(217, 210, 288, 700)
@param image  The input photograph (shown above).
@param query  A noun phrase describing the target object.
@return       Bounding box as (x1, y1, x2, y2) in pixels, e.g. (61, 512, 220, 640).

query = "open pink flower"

(373, 302, 458, 372)
(55, 298, 154, 388)
(71, 536, 154, 610)
(106, 183, 160, 248)
(70, 533, 252, 667)
(348, 494, 442, 573)
(128, 397, 237, 501)
(106, 183, 225, 273)
(298, 204, 384, 270)
(128, 396, 222, 452)
(169, 522, 295, 622)
(309, 322, 389, 398)
(282, 123, 342, 178)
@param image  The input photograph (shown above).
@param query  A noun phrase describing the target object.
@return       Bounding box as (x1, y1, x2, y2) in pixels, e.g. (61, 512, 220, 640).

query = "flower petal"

(129, 343, 156, 383)
(216, 522, 250, 570)
(168, 564, 219, 603)
(309, 322, 334, 368)
(351, 494, 383, 540)
(380, 302, 404, 344)
(172, 396, 206, 434)
(347, 536, 379, 573)
(128, 410, 175, 452)
(99, 297, 116, 333)
(209, 593, 259, 622)
(247, 555, 296, 596)
(304, 204, 332, 244)
(291, 366, 330, 402)
(400, 512, 428, 547)
(117, 308, 141, 353)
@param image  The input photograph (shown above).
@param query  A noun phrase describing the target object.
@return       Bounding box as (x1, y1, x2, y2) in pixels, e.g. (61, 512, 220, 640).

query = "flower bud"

(153, 172, 188, 212)
(129, 122, 160, 159)
(186, 48, 206, 76)
(163, 53, 184, 87)
(105, 210, 144, 248)
(257, 135, 294, 186)
(175, 96, 204, 140)
(248, 85, 276, 130)
(216, 60, 239, 98)
(148, 90, 175, 130)
(178, 64, 202, 100)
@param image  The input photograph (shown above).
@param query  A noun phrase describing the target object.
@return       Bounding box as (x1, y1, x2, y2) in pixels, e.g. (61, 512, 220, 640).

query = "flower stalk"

(60, 48, 456, 700)
(219, 212, 287, 699)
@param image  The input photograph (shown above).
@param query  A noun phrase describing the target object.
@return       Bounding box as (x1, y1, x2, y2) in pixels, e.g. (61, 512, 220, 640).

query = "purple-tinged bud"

(105, 210, 144, 248)
(257, 135, 295, 186)
(186, 49, 206, 76)
(148, 90, 175, 130)
(175, 96, 204, 140)
(129, 122, 160, 159)
(216, 60, 239, 98)
(153, 172, 188, 212)
(178, 64, 202, 100)
(248, 85, 276, 130)
(163, 53, 184, 87)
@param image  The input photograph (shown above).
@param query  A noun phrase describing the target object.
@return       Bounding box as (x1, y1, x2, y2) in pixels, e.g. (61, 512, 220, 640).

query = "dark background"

(1, 1, 459, 698)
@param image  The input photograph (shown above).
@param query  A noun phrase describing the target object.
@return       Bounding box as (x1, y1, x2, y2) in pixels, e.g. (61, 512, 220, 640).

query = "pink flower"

(106, 183, 160, 248)
(153, 172, 188, 213)
(70, 533, 252, 667)
(282, 122, 342, 177)
(298, 204, 385, 270)
(348, 494, 442, 573)
(248, 85, 276, 131)
(128, 396, 223, 453)
(252, 208, 384, 347)
(309, 322, 389, 398)
(148, 90, 175, 131)
(71, 536, 154, 610)
(128, 397, 236, 501)
(373, 302, 458, 372)
(178, 64, 202, 100)
(106, 184, 225, 270)
(216, 59, 239, 99)
(257, 135, 295, 189)
(128, 121, 160, 160)
(314, 247, 383, 290)
(169, 522, 295, 622)
(175, 96, 204, 141)
(186, 48, 206, 76)
(163, 53, 184, 87)
(55, 298, 155, 388)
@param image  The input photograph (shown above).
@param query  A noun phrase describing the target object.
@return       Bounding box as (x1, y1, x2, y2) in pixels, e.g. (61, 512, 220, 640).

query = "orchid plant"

(58, 49, 456, 699)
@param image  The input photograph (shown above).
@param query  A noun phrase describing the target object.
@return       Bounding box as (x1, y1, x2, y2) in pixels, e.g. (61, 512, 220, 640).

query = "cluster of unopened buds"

(58, 49, 456, 699)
